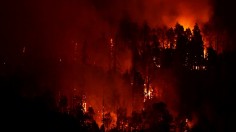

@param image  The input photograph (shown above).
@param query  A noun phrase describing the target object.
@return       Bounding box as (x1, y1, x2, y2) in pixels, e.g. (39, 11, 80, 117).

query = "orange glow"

(83, 102, 87, 112)
(204, 47, 207, 59)
(110, 38, 113, 45)
(161, 0, 212, 31)
(176, 17, 195, 30)
(186, 113, 199, 129)
(110, 38, 114, 48)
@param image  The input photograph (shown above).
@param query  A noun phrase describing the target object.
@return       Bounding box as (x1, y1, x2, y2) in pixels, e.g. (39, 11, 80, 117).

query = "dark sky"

(213, 0, 236, 31)
(211, 0, 236, 51)
(1, 0, 235, 58)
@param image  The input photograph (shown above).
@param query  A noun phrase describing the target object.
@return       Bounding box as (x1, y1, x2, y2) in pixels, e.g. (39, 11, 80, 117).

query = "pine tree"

(174, 23, 188, 68)
(166, 27, 175, 49)
(185, 28, 193, 68)
(191, 23, 204, 69)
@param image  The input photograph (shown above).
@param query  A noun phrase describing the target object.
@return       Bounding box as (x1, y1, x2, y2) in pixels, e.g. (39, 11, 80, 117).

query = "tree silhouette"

(166, 27, 175, 49)
(185, 28, 192, 41)
(190, 23, 204, 68)
(144, 102, 173, 132)
(175, 23, 184, 36)
(152, 33, 161, 68)
(141, 22, 151, 43)
(131, 111, 143, 130)
(185, 28, 193, 68)
(84, 107, 100, 132)
(207, 45, 217, 68)
(58, 95, 68, 113)
(174, 23, 188, 68)
(118, 15, 139, 44)
(116, 107, 127, 131)
(75, 103, 85, 125)
(103, 112, 112, 131)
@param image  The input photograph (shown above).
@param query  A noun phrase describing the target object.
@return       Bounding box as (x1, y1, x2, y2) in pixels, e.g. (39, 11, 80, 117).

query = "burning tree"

(116, 107, 128, 131)
(102, 112, 112, 131)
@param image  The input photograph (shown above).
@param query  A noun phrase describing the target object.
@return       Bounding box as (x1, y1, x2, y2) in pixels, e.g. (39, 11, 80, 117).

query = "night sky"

(1, 0, 236, 58)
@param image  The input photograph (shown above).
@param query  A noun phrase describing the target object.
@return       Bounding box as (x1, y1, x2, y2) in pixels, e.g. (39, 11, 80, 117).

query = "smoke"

(1, 0, 214, 63)
(151, 69, 180, 117)
(58, 63, 132, 127)
(29, 0, 214, 40)
(88, 0, 213, 28)
(1, 0, 217, 122)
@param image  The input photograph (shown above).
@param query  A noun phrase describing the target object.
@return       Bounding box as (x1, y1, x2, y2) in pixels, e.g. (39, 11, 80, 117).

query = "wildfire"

(143, 79, 162, 103)
(110, 38, 113, 46)
(144, 83, 154, 102)
(83, 102, 87, 112)
(186, 113, 199, 130)
(176, 17, 195, 30)
(204, 47, 207, 59)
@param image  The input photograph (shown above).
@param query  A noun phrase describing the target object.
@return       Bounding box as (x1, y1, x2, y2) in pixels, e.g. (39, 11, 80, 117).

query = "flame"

(144, 80, 154, 102)
(110, 38, 114, 48)
(204, 47, 207, 59)
(83, 102, 87, 112)
(110, 38, 113, 45)
(144, 82, 162, 102)
(186, 113, 199, 129)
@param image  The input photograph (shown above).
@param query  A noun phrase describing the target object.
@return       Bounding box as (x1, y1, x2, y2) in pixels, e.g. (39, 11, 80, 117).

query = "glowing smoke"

(2, 0, 215, 123)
